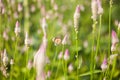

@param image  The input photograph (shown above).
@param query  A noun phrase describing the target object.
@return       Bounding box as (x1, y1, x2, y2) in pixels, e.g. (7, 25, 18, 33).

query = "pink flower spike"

(112, 30, 119, 44)
(64, 49, 70, 61)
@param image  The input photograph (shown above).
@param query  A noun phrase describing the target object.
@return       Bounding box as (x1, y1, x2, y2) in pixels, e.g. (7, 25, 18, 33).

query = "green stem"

(110, 56, 116, 80)
(108, 0, 112, 57)
(51, 46, 58, 76)
(55, 60, 60, 78)
(94, 15, 102, 70)
(62, 45, 65, 72)
(76, 32, 79, 80)
(10, 36, 18, 80)
(65, 61, 67, 80)
(90, 21, 97, 80)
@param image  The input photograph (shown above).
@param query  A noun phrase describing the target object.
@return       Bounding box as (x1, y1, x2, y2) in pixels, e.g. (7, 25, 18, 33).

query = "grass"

(0, 0, 120, 80)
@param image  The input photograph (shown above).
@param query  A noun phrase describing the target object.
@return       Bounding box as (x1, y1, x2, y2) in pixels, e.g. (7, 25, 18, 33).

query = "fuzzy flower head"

(91, 0, 98, 21)
(64, 49, 70, 61)
(112, 30, 119, 45)
(74, 5, 81, 32)
(101, 57, 108, 71)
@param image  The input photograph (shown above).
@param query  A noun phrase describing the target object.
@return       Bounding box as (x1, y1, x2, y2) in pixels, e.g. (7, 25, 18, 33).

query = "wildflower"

(118, 22, 120, 30)
(24, 32, 30, 46)
(3, 30, 9, 41)
(34, 35, 47, 80)
(14, 21, 20, 36)
(97, 0, 103, 15)
(62, 34, 69, 45)
(109, 54, 118, 64)
(30, 4, 36, 12)
(111, 44, 116, 52)
(64, 49, 70, 61)
(10, 59, 14, 65)
(68, 64, 73, 73)
(46, 71, 51, 78)
(1, 6, 5, 14)
(112, 30, 119, 45)
(27, 60, 33, 70)
(83, 40, 88, 48)
(58, 51, 63, 60)
(101, 57, 108, 71)
(2, 49, 8, 67)
(74, 5, 81, 32)
(18, 3, 23, 12)
(52, 37, 61, 46)
(114, 20, 119, 26)
(91, 0, 98, 21)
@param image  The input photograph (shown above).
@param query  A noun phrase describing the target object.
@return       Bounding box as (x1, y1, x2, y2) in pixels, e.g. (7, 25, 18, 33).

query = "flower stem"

(10, 36, 18, 80)
(108, 0, 112, 57)
(51, 46, 58, 77)
(90, 21, 97, 80)
(76, 31, 79, 80)
(94, 15, 102, 70)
